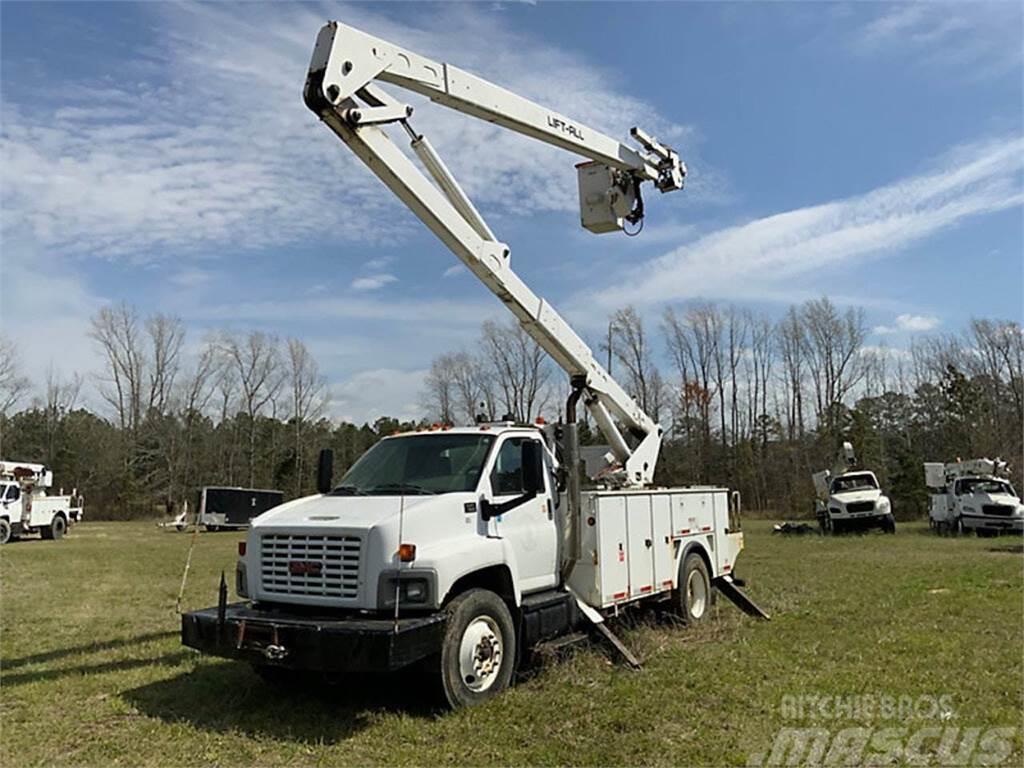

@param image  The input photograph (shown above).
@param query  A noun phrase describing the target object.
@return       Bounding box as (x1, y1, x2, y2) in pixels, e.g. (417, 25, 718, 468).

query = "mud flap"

(714, 575, 771, 620)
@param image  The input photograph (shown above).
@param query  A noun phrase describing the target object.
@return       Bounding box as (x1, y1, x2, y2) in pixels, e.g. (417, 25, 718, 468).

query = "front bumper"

(181, 602, 447, 672)
(961, 515, 1024, 533)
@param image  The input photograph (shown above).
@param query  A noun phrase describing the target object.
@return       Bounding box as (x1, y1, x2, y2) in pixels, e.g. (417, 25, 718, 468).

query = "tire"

(672, 552, 712, 625)
(883, 516, 896, 534)
(438, 588, 516, 709)
(49, 514, 67, 540)
(0, 518, 10, 545)
(206, 525, 220, 533)
(954, 517, 965, 536)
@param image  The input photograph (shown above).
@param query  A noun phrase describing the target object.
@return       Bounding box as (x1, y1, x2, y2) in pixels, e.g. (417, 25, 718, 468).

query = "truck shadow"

(123, 661, 441, 743)
(1, 630, 177, 671)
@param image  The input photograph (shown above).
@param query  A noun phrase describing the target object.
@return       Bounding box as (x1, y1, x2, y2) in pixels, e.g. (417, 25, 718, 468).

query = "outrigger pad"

(714, 575, 771, 620)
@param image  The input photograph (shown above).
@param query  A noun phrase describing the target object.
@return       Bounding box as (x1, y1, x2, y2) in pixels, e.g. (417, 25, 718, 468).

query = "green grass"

(1, 520, 1021, 766)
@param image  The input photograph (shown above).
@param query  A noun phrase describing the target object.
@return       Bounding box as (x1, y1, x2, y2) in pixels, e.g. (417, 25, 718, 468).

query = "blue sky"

(1, 1, 1021, 422)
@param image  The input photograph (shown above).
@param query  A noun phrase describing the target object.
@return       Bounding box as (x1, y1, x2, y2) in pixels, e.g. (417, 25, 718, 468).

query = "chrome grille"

(259, 533, 361, 599)
(846, 501, 875, 514)
(982, 504, 1015, 517)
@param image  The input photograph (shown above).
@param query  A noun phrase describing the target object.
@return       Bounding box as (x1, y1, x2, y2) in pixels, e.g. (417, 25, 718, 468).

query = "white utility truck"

(925, 459, 1024, 536)
(182, 20, 767, 708)
(812, 442, 895, 534)
(0, 460, 84, 544)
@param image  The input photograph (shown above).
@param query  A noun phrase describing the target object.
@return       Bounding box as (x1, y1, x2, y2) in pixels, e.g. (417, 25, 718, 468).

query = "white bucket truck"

(812, 442, 895, 534)
(0, 460, 84, 544)
(925, 459, 1024, 536)
(182, 20, 767, 708)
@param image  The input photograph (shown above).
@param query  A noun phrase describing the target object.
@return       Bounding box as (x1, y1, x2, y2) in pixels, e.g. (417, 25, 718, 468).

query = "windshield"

(958, 478, 1015, 496)
(831, 473, 878, 493)
(334, 433, 495, 495)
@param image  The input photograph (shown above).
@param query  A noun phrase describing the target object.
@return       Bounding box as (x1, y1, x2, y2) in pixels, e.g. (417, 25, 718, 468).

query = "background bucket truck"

(182, 20, 768, 709)
(0, 460, 84, 544)
(813, 442, 895, 534)
(925, 459, 1024, 536)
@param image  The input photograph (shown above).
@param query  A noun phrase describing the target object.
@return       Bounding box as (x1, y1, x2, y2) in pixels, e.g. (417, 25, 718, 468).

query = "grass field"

(1, 519, 1021, 766)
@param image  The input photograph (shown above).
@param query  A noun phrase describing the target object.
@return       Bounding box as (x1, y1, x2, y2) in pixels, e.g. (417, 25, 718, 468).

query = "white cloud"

(580, 135, 1024, 312)
(874, 314, 941, 335)
(330, 367, 427, 425)
(854, 3, 1022, 77)
(169, 267, 215, 289)
(350, 273, 398, 291)
(442, 264, 467, 278)
(1, 2, 694, 260)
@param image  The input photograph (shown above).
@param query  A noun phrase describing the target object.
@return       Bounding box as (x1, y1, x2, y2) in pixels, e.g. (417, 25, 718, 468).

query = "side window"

(6, 485, 20, 502)
(490, 438, 525, 496)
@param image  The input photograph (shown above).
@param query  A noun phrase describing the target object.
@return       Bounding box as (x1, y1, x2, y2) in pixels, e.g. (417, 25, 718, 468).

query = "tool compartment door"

(595, 495, 629, 605)
(625, 495, 654, 598)
(650, 493, 675, 592)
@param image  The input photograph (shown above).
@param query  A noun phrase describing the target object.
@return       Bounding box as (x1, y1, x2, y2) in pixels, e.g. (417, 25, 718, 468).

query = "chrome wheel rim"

(458, 616, 502, 692)
(687, 569, 708, 619)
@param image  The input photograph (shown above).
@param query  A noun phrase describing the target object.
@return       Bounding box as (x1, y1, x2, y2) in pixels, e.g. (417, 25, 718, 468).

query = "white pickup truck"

(0, 460, 84, 544)
(926, 460, 1024, 536)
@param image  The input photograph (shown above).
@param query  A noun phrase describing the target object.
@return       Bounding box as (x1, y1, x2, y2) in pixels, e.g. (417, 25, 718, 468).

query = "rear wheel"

(47, 514, 67, 540)
(0, 518, 10, 545)
(672, 552, 711, 625)
(438, 588, 516, 709)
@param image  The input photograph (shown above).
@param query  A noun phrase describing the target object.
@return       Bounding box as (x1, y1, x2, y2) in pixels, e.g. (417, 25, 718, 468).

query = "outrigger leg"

(714, 575, 771, 620)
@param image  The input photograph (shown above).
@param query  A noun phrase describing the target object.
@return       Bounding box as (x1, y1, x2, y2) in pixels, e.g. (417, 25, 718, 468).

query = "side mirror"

(317, 448, 334, 494)
(521, 440, 544, 495)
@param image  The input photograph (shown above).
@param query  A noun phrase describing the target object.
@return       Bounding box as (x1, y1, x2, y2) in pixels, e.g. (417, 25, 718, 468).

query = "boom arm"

(304, 21, 685, 486)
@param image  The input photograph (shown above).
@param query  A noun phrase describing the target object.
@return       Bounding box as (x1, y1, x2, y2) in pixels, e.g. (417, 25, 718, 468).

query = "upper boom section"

(304, 22, 685, 197)
(303, 21, 685, 486)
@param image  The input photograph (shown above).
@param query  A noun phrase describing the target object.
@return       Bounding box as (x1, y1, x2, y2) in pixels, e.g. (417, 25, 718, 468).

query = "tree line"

(0, 305, 418, 519)
(423, 298, 1023, 519)
(0, 297, 1020, 520)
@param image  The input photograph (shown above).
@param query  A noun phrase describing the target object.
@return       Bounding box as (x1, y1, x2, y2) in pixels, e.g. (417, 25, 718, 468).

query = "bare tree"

(777, 306, 807, 440)
(480, 320, 551, 422)
(145, 314, 185, 415)
(664, 303, 718, 449)
(801, 297, 866, 437)
(0, 335, 30, 417)
(221, 331, 284, 486)
(90, 304, 146, 436)
(42, 366, 83, 465)
(287, 338, 328, 494)
(423, 354, 457, 424)
(607, 306, 664, 422)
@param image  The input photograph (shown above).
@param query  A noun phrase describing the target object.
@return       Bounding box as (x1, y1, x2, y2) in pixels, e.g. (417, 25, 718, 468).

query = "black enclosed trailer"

(199, 486, 284, 531)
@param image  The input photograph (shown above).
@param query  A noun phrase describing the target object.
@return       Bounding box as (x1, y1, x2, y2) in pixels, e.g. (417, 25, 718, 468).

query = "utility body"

(812, 443, 895, 534)
(182, 20, 767, 708)
(925, 459, 1024, 536)
(0, 460, 83, 545)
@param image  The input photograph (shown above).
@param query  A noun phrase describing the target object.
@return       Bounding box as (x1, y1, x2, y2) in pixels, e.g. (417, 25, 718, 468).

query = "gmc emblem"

(288, 560, 322, 576)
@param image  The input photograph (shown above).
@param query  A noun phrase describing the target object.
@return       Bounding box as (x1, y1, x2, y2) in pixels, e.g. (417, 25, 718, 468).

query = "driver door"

(485, 436, 557, 593)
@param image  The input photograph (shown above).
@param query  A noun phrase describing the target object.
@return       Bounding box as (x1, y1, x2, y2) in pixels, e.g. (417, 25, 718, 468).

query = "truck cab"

(814, 470, 895, 534)
(237, 426, 558, 613)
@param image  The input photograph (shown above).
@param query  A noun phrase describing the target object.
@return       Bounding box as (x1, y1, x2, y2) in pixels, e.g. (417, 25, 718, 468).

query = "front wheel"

(672, 552, 711, 625)
(0, 518, 10, 545)
(438, 589, 516, 709)
(882, 515, 896, 534)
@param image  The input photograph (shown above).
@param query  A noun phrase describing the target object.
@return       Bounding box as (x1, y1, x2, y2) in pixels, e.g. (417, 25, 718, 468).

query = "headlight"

(377, 570, 435, 609)
(877, 497, 891, 513)
(235, 559, 249, 598)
